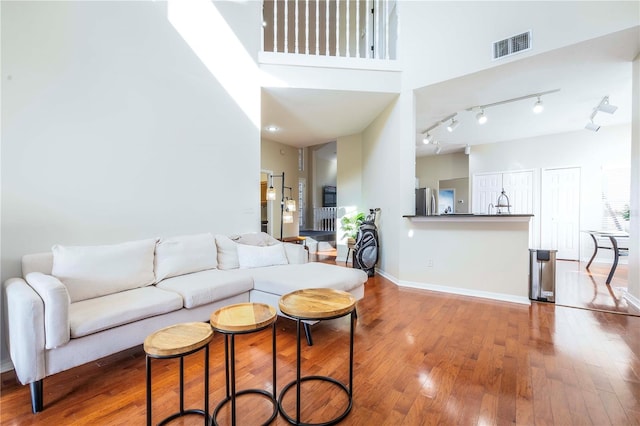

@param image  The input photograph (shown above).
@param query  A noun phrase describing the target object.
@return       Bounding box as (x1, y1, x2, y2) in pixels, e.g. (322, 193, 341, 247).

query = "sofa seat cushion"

(250, 263, 368, 296)
(69, 287, 183, 338)
(156, 269, 254, 309)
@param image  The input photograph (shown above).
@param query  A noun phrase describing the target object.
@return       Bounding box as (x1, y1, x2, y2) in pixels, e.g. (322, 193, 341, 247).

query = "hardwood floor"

(2, 263, 639, 425)
(555, 260, 638, 316)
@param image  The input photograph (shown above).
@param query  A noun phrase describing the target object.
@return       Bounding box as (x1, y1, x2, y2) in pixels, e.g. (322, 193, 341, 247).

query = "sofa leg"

(303, 323, 313, 346)
(30, 380, 43, 413)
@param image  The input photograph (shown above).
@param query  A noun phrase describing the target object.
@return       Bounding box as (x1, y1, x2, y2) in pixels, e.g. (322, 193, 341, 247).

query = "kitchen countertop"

(404, 214, 533, 222)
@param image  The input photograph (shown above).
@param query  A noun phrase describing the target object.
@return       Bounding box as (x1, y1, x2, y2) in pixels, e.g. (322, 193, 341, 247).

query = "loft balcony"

(261, 0, 398, 71)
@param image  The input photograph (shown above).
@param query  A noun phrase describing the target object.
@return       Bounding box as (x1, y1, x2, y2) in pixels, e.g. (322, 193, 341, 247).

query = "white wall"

(361, 92, 414, 280)
(415, 152, 469, 191)
(336, 133, 363, 260)
(260, 138, 300, 239)
(628, 54, 640, 305)
(400, 1, 640, 89)
(1, 1, 261, 368)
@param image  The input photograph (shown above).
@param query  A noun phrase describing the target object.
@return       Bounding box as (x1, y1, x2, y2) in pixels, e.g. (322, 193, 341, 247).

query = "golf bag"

(353, 208, 380, 277)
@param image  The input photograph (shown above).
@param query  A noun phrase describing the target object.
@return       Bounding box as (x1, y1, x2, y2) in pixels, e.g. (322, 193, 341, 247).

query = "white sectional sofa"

(2, 232, 368, 413)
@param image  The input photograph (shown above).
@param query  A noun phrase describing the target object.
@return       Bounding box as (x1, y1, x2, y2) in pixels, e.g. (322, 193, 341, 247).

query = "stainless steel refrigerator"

(415, 188, 436, 216)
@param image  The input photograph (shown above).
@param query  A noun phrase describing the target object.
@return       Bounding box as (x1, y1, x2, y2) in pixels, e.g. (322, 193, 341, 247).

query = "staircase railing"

(313, 207, 337, 231)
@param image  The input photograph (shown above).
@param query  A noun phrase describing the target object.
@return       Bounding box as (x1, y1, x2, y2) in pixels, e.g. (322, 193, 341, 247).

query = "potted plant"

(340, 212, 366, 246)
(622, 205, 630, 232)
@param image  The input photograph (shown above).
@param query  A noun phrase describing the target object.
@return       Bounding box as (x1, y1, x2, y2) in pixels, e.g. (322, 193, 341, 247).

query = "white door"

(472, 173, 502, 214)
(541, 167, 581, 260)
(503, 170, 536, 247)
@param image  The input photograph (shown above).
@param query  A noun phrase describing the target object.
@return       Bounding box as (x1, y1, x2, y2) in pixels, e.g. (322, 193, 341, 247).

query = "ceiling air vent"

(492, 30, 531, 60)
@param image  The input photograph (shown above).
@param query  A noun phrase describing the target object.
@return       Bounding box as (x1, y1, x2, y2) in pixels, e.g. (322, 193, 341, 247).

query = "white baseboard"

(373, 269, 529, 305)
(622, 290, 640, 312)
(398, 279, 531, 305)
(1, 359, 15, 374)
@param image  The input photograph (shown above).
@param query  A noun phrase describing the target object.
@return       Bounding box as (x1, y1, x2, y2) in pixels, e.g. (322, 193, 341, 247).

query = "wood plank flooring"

(1, 262, 639, 425)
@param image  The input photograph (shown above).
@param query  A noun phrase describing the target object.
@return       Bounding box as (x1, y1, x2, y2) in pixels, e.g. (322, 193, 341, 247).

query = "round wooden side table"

(210, 302, 278, 426)
(278, 288, 356, 426)
(144, 321, 214, 426)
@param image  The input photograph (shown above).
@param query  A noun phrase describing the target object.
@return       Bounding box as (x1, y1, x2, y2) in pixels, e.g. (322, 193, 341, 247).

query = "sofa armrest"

(284, 243, 308, 264)
(2, 277, 46, 385)
(25, 273, 70, 349)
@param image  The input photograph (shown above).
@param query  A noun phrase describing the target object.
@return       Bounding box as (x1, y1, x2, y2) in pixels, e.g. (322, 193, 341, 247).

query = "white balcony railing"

(263, 0, 397, 60)
(314, 207, 337, 231)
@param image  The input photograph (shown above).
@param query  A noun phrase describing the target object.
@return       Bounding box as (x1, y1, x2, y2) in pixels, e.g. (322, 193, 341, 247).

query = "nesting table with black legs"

(209, 302, 278, 426)
(144, 322, 214, 426)
(277, 288, 356, 426)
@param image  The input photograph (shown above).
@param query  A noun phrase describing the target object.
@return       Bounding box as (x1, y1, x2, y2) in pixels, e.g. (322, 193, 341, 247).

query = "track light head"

(476, 110, 487, 125)
(585, 120, 600, 132)
(422, 133, 433, 144)
(464, 145, 471, 155)
(597, 96, 617, 114)
(532, 97, 544, 114)
(435, 146, 442, 154)
(446, 118, 459, 132)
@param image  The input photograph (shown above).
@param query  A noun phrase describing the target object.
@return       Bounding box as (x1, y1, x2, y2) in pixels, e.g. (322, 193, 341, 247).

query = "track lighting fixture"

(584, 96, 616, 132)
(532, 96, 544, 114)
(596, 95, 617, 114)
(476, 110, 487, 125)
(446, 118, 459, 132)
(423, 133, 433, 144)
(465, 88, 559, 125)
(435, 146, 442, 155)
(585, 120, 600, 132)
(464, 145, 471, 155)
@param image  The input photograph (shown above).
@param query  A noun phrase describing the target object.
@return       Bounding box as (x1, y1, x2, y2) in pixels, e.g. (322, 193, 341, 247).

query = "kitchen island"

(400, 214, 534, 304)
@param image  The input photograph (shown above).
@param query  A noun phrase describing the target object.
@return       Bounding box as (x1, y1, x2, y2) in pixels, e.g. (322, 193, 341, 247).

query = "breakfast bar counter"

(400, 214, 534, 304)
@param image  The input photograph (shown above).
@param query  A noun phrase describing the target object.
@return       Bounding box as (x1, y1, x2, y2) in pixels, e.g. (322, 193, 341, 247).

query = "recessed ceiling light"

(266, 125, 279, 132)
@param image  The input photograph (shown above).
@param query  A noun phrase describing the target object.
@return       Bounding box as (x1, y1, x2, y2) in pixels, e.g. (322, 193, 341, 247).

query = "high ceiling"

(261, 27, 639, 155)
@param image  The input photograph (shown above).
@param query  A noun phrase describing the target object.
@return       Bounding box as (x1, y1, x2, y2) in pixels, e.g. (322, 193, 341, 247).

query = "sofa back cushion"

(22, 252, 54, 276)
(154, 233, 217, 282)
(51, 238, 157, 302)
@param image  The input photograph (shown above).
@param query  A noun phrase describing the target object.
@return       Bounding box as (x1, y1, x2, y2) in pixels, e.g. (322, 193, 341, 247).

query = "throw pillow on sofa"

(236, 243, 289, 269)
(230, 232, 280, 247)
(215, 235, 241, 270)
(155, 233, 217, 282)
(216, 232, 287, 269)
(51, 238, 157, 303)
